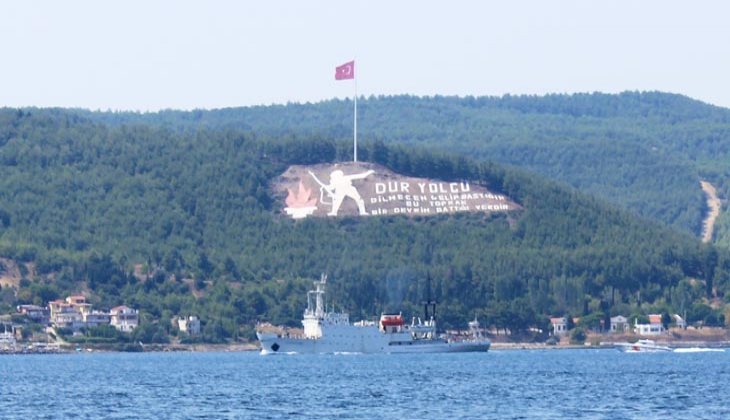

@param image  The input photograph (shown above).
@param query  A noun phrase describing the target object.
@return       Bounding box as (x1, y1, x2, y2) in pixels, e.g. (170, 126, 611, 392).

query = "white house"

(550, 317, 569, 336)
(110, 306, 139, 332)
(610, 315, 629, 333)
(634, 314, 665, 336)
(82, 311, 111, 328)
(178, 315, 201, 336)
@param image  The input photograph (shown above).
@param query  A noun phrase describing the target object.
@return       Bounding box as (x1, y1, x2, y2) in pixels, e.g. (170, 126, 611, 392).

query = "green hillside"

(77, 91, 730, 242)
(0, 107, 729, 343)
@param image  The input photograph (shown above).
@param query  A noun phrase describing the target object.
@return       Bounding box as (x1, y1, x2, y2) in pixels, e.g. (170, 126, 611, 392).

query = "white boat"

(615, 339, 672, 352)
(256, 275, 491, 354)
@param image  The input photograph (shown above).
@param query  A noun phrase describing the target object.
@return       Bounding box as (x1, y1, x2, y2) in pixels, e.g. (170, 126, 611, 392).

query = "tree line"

(0, 108, 729, 342)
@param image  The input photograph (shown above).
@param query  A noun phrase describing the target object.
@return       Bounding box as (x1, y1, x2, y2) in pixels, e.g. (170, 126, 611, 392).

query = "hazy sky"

(2, 1, 729, 111)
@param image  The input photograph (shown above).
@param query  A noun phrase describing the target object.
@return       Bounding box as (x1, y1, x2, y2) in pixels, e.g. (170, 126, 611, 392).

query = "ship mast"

(315, 274, 326, 318)
(306, 273, 327, 319)
(423, 272, 437, 324)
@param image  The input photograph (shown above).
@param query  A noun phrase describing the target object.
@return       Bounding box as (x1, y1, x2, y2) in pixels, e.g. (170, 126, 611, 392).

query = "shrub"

(570, 327, 586, 345)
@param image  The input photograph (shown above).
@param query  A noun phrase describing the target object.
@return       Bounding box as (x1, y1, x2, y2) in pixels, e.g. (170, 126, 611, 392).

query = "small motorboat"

(615, 339, 672, 352)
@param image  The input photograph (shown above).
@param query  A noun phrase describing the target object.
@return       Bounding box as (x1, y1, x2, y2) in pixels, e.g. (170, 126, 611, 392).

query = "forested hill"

(75, 91, 730, 245)
(1, 108, 729, 342)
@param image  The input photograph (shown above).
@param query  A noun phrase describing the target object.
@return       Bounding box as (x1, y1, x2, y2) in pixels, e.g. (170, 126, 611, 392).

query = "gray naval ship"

(256, 275, 490, 354)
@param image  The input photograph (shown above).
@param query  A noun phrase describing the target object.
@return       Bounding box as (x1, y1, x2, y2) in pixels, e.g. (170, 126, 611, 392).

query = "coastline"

(7, 340, 729, 355)
(140, 343, 260, 352)
(6, 327, 730, 354)
(490, 341, 730, 351)
(1, 342, 261, 355)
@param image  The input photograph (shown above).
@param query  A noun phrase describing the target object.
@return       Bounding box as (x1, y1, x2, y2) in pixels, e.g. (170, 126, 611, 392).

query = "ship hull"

(257, 331, 490, 355)
(385, 341, 490, 353)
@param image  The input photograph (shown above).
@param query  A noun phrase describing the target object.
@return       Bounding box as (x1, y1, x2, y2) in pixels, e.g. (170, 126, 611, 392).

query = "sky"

(2, 0, 729, 111)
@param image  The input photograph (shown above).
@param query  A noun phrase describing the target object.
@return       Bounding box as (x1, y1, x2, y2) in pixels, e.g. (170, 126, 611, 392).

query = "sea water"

(1, 349, 729, 419)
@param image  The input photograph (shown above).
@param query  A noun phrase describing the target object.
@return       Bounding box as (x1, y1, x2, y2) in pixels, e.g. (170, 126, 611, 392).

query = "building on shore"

(178, 315, 201, 336)
(82, 311, 112, 328)
(110, 306, 139, 332)
(634, 314, 665, 336)
(550, 317, 569, 336)
(610, 315, 629, 333)
(47, 295, 138, 333)
(16, 305, 50, 325)
(48, 296, 90, 331)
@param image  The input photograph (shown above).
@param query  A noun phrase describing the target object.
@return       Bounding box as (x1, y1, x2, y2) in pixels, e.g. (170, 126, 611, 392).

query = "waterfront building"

(550, 317, 569, 336)
(16, 304, 50, 325)
(82, 310, 112, 328)
(178, 315, 201, 336)
(48, 297, 89, 331)
(66, 295, 88, 305)
(610, 315, 629, 333)
(634, 314, 665, 336)
(110, 306, 139, 332)
(31, 294, 138, 333)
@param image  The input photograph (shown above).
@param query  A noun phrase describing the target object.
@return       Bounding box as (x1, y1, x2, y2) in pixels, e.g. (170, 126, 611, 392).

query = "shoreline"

(141, 343, 260, 352)
(1, 342, 261, 355)
(490, 341, 730, 351)
(6, 339, 730, 355)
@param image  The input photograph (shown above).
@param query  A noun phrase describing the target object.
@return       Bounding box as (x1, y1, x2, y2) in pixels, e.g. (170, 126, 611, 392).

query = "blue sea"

(1, 349, 729, 419)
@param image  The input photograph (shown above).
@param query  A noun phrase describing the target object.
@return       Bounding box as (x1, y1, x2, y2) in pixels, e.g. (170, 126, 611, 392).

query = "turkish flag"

(335, 61, 355, 80)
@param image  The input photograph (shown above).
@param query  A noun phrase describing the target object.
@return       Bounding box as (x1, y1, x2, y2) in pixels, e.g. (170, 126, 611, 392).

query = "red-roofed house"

(550, 317, 568, 336)
(634, 314, 665, 336)
(66, 295, 87, 305)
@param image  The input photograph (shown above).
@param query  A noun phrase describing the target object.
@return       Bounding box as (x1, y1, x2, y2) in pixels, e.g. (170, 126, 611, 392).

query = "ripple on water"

(2, 349, 730, 419)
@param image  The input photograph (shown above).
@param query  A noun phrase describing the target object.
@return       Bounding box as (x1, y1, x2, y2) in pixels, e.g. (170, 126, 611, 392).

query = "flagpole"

(353, 69, 358, 162)
(336, 59, 357, 162)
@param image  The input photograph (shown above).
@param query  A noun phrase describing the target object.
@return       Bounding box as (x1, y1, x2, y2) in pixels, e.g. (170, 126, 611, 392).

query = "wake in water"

(673, 348, 725, 353)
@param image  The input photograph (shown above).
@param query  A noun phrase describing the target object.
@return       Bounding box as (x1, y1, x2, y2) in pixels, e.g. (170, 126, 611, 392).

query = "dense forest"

(1, 99, 729, 343)
(73, 91, 730, 243)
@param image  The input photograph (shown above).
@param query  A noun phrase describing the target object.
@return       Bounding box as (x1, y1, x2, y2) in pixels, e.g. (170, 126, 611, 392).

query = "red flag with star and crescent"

(335, 61, 355, 80)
